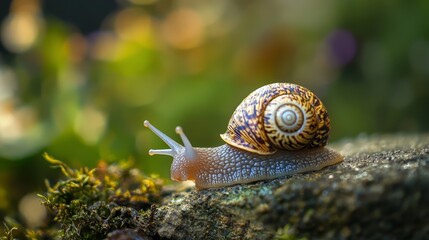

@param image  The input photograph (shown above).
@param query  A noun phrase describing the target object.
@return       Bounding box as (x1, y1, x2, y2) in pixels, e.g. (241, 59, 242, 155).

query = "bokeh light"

(161, 8, 205, 50)
(1, 0, 42, 53)
(18, 193, 47, 228)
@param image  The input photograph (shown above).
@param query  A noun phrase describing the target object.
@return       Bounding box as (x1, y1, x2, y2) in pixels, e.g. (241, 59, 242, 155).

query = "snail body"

(144, 83, 343, 189)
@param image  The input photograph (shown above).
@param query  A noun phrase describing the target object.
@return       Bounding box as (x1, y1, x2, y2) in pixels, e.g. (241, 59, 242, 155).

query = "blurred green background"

(0, 0, 429, 228)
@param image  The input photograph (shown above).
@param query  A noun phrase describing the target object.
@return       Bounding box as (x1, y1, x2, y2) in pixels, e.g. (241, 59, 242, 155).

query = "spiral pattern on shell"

(220, 83, 330, 155)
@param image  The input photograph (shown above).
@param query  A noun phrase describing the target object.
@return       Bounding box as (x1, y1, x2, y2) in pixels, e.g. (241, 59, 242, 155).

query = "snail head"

(144, 120, 197, 182)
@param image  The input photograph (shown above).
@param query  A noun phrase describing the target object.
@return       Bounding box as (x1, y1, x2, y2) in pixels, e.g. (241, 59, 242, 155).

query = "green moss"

(0, 225, 17, 240)
(41, 153, 164, 239)
(274, 225, 306, 240)
(3, 153, 164, 240)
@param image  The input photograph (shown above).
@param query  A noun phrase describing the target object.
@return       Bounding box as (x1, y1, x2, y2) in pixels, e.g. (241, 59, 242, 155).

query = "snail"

(144, 83, 343, 189)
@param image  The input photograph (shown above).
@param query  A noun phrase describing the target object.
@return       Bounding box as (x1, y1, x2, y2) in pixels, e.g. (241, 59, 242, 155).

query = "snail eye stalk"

(144, 120, 183, 157)
(144, 120, 196, 160)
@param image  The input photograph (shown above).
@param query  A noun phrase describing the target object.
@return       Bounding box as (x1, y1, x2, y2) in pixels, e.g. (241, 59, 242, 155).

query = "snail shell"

(221, 83, 330, 154)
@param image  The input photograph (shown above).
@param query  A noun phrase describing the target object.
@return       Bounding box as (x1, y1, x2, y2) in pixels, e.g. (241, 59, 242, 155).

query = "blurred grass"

(0, 0, 429, 228)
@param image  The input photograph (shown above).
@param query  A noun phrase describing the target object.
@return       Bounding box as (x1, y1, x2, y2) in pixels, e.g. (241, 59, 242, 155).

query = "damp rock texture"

(144, 134, 429, 239)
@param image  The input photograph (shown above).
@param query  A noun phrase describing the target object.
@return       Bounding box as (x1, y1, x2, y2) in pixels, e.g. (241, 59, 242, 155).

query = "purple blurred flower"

(327, 30, 357, 66)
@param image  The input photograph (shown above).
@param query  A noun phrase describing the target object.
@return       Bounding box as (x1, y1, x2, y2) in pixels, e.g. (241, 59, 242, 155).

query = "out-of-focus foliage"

(0, 0, 428, 230)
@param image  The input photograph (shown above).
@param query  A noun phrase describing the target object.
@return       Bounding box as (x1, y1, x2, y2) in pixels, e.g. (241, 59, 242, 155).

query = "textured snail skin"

(144, 120, 343, 190)
(172, 144, 343, 189)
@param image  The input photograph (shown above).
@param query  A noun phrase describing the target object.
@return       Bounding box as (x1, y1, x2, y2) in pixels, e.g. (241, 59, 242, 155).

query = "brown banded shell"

(220, 83, 330, 155)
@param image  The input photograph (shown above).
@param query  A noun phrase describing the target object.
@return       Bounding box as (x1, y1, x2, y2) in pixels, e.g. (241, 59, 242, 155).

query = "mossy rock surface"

(21, 134, 428, 240)
(146, 134, 429, 239)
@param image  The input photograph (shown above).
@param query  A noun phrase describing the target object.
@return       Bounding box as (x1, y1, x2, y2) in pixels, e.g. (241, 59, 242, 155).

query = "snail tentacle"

(144, 120, 183, 157)
(175, 126, 197, 160)
(144, 120, 197, 161)
(148, 148, 175, 156)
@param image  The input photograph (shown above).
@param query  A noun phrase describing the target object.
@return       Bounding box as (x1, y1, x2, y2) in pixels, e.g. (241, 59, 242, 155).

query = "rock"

(106, 228, 152, 240)
(146, 134, 429, 239)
